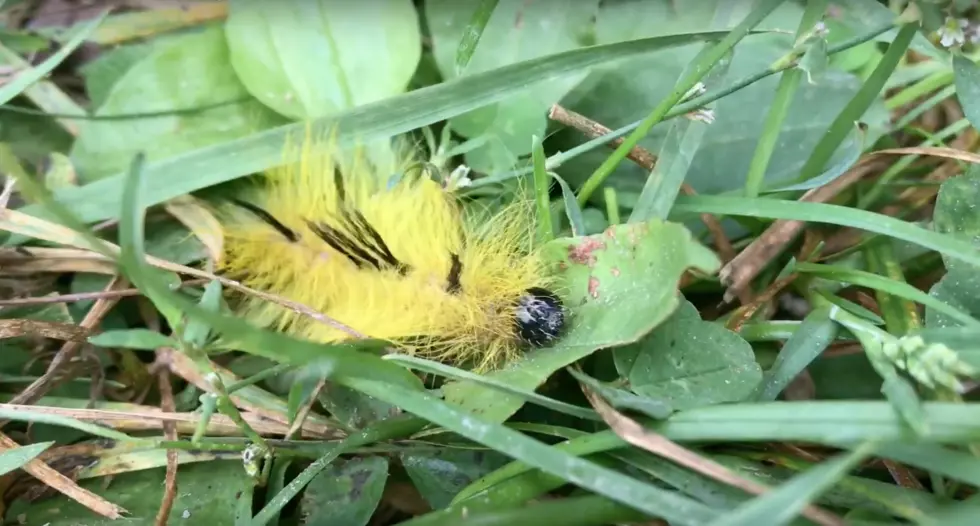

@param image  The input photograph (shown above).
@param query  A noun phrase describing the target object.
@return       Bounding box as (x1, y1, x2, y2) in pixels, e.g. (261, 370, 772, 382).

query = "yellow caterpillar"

(216, 133, 565, 372)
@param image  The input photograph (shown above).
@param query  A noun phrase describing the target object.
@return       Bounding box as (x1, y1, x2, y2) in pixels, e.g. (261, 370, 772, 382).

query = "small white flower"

(938, 16, 968, 48)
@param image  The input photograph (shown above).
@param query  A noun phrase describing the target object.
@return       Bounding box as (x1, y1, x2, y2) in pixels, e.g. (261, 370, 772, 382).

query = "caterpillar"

(216, 132, 566, 372)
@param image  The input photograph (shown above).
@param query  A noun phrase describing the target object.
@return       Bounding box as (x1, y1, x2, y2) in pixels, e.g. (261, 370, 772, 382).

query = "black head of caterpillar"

(515, 287, 565, 347)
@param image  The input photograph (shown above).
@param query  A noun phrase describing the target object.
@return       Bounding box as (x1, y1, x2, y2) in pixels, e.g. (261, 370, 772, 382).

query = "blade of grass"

(398, 494, 646, 526)
(708, 442, 877, 526)
(10, 30, 738, 244)
(744, 0, 827, 197)
(345, 377, 719, 526)
(250, 415, 425, 525)
(575, 0, 788, 205)
(0, 407, 140, 442)
(795, 262, 980, 328)
(0, 10, 108, 105)
(455, 0, 498, 74)
(0, 441, 54, 477)
(531, 134, 554, 242)
(627, 58, 724, 222)
(477, 19, 897, 190)
(670, 195, 980, 271)
(753, 307, 840, 401)
(385, 355, 599, 421)
(794, 22, 918, 185)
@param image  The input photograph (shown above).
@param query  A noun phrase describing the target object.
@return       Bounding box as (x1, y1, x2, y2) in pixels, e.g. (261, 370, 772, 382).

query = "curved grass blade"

(11, 30, 742, 244)
(671, 195, 980, 270)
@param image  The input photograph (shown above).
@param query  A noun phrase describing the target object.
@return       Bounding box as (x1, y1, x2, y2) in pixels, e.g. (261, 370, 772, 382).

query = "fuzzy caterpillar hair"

(216, 133, 565, 372)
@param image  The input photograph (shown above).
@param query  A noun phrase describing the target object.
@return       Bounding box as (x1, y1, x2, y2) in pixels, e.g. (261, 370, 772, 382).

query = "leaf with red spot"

(444, 218, 721, 422)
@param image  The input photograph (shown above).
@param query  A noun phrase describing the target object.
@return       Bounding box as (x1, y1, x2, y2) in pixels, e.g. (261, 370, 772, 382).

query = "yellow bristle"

(216, 130, 561, 372)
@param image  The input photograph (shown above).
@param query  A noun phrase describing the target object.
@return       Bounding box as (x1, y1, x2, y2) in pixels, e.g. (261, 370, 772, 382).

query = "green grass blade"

(743, 0, 827, 197)
(384, 355, 599, 421)
(0, 441, 54, 477)
(671, 195, 980, 270)
(795, 23, 918, 184)
(531, 134, 554, 242)
(347, 378, 718, 525)
(753, 307, 839, 401)
(11, 30, 739, 244)
(454, 0, 498, 74)
(0, 10, 107, 106)
(796, 262, 980, 328)
(708, 442, 877, 526)
(575, 0, 788, 205)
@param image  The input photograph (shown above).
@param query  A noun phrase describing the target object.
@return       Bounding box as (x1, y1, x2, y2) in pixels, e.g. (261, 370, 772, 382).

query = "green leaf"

(443, 219, 721, 422)
(426, 0, 600, 171)
(401, 449, 509, 510)
(225, 0, 421, 120)
(79, 39, 165, 109)
(953, 55, 980, 133)
(18, 460, 251, 526)
(299, 456, 389, 526)
(0, 11, 107, 106)
(69, 24, 287, 182)
(0, 441, 53, 477)
(710, 442, 877, 526)
(88, 328, 175, 350)
(614, 300, 762, 410)
(12, 30, 744, 243)
(927, 167, 980, 328)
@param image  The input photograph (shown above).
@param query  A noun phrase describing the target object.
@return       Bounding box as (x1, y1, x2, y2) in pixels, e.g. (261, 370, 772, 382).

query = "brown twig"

(0, 403, 320, 437)
(0, 278, 209, 307)
(0, 430, 126, 519)
(579, 384, 844, 526)
(4, 276, 128, 410)
(719, 158, 886, 303)
(154, 348, 179, 526)
(286, 376, 328, 439)
(0, 318, 91, 341)
(547, 104, 738, 265)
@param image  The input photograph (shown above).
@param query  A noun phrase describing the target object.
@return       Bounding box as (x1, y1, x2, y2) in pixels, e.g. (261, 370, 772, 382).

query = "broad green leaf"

(299, 456, 389, 526)
(225, 0, 421, 120)
(69, 24, 286, 182)
(614, 300, 762, 410)
(0, 441, 53, 477)
(401, 449, 509, 510)
(954, 55, 980, 133)
(426, 0, 599, 172)
(927, 167, 980, 329)
(443, 219, 721, 422)
(17, 460, 251, 525)
(88, 328, 175, 350)
(79, 39, 169, 109)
